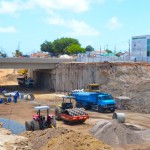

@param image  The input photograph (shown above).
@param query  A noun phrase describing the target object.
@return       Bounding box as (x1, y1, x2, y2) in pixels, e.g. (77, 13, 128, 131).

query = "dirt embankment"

(99, 62, 150, 114)
(53, 62, 150, 113)
(0, 128, 32, 150)
(0, 69, 18, 85)
(21, 127, 112, 150)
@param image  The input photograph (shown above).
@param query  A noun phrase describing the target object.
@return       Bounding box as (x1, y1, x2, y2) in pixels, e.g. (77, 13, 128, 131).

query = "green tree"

(105, 49, 112, 54)
(65, 44, 85, 54)
(40, 41, 54, 53)
(53, 37, 80, 54)
(85, 45, 94, 52)
(14, 50, 22, 57)
(0, 51, 7, 57)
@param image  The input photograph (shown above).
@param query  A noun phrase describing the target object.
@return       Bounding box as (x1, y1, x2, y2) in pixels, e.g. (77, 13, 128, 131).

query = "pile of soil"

(90, 119, 150, 147)
(21, 127, 112, 150)
(0, 128, 31, 150)
(0, 69, 18, 85)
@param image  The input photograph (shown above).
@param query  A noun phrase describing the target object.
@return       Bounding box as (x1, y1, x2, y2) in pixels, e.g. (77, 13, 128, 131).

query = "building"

(30, 51, 49, 58)
(132, 35, 150, 57)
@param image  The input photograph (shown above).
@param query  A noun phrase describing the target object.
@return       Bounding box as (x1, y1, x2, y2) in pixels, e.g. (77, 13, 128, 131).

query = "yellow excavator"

(84, 83, 100, 92)
(17, 69, 35, 88)
(17, 68, 28, 75)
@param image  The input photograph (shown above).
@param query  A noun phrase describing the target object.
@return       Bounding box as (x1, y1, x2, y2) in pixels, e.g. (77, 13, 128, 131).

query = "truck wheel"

(110, 109, 115, 113)
(31, 120, 40, 131)
(50, 117, 56, 128)
(79, 120, 86, 124)
(98, 106, 104, 113)
(55, 107, 61, 120)
(25, 121, 32, 131)
(76, 102, 82, 108)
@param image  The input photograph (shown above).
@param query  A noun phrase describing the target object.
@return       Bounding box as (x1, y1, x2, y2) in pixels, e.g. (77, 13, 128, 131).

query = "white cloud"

(107, 17, 122, 29)
(0, 0, 90, 14)
(68, 19, 99, 36)
(48, 17, 99, 36)
(0, 0, 33, 15)
(48, 17, 65, 25)
(0, 0, 106, 15)
(0, 26, 16, 33)
(34, 0, 90, 13)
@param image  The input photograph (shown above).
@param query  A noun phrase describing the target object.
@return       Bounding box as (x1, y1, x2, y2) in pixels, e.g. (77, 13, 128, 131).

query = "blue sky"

(0, 0, 150, 56)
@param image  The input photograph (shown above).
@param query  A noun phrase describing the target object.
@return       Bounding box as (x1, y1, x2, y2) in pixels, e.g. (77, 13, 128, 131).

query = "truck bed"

(72, 92, 100, 103)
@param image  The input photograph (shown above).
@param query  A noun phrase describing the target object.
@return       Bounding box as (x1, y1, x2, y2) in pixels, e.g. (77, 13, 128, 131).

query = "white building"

(132, 35, 150, 57)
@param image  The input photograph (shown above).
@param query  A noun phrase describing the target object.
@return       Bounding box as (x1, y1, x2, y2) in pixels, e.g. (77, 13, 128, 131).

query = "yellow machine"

(17, 69, 35, 88)
(17, 68, 28, 75)
(85, 83, 100, 92)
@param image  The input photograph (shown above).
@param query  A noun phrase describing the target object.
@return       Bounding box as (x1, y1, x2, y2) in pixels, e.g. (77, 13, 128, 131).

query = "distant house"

(90, 50, 107, 57)
(30, 51, 49, 58)
(101, 53, 116, 56)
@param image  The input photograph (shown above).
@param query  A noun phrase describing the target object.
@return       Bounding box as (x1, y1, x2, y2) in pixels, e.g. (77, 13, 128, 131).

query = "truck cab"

(25, 78, 35, 87)
(97, 94, 116, 113)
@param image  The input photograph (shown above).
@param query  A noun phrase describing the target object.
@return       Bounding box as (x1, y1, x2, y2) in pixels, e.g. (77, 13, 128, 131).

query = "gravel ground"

(90, 119, 150, 147)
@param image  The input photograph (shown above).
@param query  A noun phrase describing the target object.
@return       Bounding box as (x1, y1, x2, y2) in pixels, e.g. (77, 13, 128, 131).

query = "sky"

(0, 0, 150, 56)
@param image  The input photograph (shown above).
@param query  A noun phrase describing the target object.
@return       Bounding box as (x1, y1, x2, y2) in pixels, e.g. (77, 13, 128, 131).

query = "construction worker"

(7, 97, 12, 103)
(13, 91, 19, 103)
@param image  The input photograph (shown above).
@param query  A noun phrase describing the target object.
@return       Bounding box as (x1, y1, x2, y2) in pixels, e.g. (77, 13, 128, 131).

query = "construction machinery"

(25, 106, 56, 131)
(85, 83, 100, 92)
(72, 92, 116, 113)
(54, 96, 89, 124)
(17, 69, 35, 88)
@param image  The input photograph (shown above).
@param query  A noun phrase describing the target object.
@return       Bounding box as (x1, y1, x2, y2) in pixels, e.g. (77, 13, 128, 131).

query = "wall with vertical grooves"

(34, 62, 150, 113)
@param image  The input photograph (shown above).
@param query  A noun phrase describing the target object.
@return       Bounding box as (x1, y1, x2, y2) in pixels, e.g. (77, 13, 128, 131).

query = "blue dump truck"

(72, 92, 116, 113)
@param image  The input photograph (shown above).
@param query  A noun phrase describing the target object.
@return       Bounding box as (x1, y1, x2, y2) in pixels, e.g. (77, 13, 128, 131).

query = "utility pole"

(114, 45, 116, 54)
(106, 44, 108, 50)
(100, 45, 101, 62)
(100, 45, 101, 55)
(128, 39, 131, 60)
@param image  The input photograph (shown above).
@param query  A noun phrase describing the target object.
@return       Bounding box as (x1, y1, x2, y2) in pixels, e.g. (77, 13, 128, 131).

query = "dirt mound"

(21, 127, 112, 150)
(21, 128, 69, 149)
(42, 130, 111, 150)
(90, 119, 150, 147)
(3, 74, 17, 82)
(0, 128, 32, 150)
(0, 69, 17, 85)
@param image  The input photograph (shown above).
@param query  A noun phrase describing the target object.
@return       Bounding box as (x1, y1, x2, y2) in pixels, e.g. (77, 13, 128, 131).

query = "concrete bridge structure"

(0, 57, 76, 69)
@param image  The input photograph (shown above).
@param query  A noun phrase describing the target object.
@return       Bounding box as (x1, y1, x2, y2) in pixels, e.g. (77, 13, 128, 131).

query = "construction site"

(0, 61, 150, 150)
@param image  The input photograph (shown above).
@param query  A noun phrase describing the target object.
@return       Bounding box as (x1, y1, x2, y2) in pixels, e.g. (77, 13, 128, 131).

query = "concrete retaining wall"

(34, 62, 150, 113)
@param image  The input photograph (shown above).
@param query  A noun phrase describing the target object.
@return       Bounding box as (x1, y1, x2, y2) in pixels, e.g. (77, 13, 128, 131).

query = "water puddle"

(0, 118, 25, 134)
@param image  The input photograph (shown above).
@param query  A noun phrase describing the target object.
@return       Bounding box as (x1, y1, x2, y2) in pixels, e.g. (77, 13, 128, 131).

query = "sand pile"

(90, 119, 150, 147)
(0, 128, 32, 150)
(21, 127, 112, 150)
(0, 69, 17, 85)
(21, 127, 70, 149)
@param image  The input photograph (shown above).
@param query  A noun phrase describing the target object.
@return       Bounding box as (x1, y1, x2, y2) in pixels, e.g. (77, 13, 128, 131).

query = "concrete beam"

(0, 57, 76, 69)
(0, 63, 57, 69)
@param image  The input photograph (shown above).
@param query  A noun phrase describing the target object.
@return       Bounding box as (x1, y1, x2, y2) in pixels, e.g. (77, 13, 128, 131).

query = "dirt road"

(0, 92, 150, 132)
(0, 95, 150, 150)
